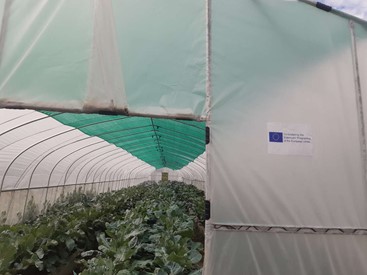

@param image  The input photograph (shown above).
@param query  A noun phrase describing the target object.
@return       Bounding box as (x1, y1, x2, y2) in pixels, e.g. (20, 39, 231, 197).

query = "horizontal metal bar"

(2, 177, 151, 194)
(211, 223, 367, 235)
(0, 105, 207, 122)
(154, 118, 205, 133)
(0, 179, 129, 192)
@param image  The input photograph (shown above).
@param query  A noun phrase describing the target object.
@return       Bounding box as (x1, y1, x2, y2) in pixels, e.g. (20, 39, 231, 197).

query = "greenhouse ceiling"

(41, 111, 206, 170)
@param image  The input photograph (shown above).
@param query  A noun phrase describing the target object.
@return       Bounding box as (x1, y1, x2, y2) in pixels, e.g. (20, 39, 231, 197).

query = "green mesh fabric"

(42, 111, 205, 170)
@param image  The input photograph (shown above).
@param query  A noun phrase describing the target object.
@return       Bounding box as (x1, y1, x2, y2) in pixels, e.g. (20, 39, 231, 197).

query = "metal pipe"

(75, 149, 122, 184)
(88, 153, 133, 183)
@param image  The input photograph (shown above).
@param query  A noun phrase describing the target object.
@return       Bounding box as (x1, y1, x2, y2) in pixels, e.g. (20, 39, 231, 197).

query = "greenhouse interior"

(1, 0, 367, 274)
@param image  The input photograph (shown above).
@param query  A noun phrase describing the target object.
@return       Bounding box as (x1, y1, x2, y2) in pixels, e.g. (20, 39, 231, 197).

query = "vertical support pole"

(203, 0, 212, 274)
(0, 0, 11, 67)
(350, 20, 367, 185)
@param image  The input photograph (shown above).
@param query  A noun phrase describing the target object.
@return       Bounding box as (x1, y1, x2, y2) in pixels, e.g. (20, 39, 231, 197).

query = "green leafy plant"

(0, 181, 205, 274)
(22, 196, 39, 223)
(0, 211, 7, 225)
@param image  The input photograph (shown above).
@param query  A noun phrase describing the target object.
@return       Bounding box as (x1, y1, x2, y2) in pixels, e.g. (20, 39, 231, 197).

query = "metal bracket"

(205, 200, 211, 220)
(316, 2, 332, 12)
(205, 126, 210, 144)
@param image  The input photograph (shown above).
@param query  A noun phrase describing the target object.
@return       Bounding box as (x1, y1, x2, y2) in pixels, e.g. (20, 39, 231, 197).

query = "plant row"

(0, 181, 205, 275)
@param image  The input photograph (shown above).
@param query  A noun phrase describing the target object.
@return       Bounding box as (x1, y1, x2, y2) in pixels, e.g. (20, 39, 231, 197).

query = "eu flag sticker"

(269, 132, 283, 143)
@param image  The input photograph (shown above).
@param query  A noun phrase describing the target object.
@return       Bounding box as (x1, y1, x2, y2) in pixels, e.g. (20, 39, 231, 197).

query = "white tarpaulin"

(205, 0, 367, 274)
(0, 0, 206, 118)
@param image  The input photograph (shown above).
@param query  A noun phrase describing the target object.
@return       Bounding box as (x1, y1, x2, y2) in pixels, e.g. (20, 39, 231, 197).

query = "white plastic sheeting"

(0, 109, 154, 190)
(0, 109, 156, 223)
(0, 108, 205, 224)
(205, 230, 367, 275)
(179, 152, 206, 190)
(150, 168, 180, 182)
(205, 1, 367, 274)
(0, 0, 206, 118)
(0, 1, 98, 110)
(150, 153, 206, 190)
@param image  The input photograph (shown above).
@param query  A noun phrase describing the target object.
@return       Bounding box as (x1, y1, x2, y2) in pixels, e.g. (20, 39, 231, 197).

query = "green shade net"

(42, 111, 205, 170)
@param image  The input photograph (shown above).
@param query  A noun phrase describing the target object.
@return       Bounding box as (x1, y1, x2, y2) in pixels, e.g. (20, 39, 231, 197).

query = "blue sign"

(269, 132, 283, 143)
